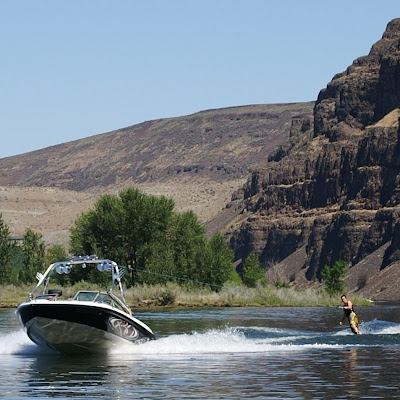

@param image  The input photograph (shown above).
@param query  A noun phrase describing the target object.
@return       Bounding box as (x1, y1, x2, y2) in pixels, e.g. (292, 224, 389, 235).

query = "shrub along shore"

(0, 282, 372, 309)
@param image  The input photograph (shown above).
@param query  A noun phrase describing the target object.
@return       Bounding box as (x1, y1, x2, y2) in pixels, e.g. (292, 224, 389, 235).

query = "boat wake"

(0, 330, 53, 355)
(360, 318, 400, 335)
(2, 319, 400, 357)
(111, 318, 400, 356)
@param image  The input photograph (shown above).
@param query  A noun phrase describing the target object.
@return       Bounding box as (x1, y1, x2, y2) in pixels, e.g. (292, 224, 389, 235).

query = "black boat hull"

(16, 301, 155, 353)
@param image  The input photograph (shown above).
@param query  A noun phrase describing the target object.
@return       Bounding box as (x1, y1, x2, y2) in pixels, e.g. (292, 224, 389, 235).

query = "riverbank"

(0, 282, 372, 308)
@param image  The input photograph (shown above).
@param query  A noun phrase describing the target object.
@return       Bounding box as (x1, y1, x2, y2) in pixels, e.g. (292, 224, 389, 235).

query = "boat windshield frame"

(73, 290, 132, 315)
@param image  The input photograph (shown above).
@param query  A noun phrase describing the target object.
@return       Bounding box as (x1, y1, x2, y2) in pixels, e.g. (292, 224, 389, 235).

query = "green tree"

(69, 210, 94, 255)
(70, 187, 176, 285)
(19, 228, 46, 284)
(168, 210, 206, 285)
(242, 251, 266, 287)
(0, 214, 16, 284)
(44, 244, 69, 286)
(202, 233, 235, 289)
(70, 195, 126, 262)
(321, 260, 346, 295)
(69, 186, 238, 290)
(120, 187, 175, 281)
(137, 241, 175, 285)
(7, 246, 25, 285)
(226, 267, 242, 286)
(45, 244, 67, 265)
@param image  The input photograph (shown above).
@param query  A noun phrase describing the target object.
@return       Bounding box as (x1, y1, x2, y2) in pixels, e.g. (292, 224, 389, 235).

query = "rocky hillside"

(0, 103, 313, 243)
(224, 19, 400, 300)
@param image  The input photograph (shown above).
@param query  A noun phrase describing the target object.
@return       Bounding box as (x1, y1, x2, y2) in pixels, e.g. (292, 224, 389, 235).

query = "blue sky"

(1, 1, 399, 158)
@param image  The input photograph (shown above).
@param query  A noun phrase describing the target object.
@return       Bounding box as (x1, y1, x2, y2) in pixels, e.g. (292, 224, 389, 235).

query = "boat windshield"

(73, 291, 99, 301)
(73, 290, 131, 315)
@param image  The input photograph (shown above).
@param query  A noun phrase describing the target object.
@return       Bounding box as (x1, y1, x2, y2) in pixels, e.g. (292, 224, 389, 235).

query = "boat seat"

(48, 289, 62, 297)
(35, 294, 58, 301)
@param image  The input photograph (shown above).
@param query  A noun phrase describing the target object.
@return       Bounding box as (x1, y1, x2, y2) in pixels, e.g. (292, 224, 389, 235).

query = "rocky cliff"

(226, 19, 400, 299)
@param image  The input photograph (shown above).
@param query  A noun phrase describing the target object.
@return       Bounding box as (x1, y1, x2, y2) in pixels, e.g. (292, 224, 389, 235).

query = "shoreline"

(1, 282, 378, 310)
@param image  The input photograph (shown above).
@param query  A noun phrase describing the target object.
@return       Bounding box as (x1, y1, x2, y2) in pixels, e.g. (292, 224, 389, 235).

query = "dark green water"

(1, 303, 399, 399)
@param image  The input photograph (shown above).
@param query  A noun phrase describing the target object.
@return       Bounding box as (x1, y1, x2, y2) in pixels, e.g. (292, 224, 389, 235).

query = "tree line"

(0, 187, 266, 290)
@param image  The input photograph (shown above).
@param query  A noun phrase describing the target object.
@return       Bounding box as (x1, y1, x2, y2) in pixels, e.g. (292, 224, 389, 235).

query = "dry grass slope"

(0, 102, 314, 247)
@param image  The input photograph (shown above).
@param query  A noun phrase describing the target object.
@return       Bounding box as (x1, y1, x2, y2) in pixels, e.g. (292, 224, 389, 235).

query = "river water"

(0, 303, 399, 399)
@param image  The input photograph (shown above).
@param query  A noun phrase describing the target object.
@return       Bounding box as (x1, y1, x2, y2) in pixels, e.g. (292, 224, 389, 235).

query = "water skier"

(339, 294, 361, 334)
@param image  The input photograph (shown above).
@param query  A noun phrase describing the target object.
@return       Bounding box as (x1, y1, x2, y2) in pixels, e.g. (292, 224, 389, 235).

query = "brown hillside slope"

(0, 103, 313, 245)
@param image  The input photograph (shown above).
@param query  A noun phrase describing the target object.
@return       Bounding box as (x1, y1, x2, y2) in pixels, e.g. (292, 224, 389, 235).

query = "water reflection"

(23, 354, 112, 398)
(343, 348, 360, 399)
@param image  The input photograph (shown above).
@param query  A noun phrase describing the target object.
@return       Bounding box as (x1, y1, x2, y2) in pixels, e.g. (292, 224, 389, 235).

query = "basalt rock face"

(314, 18, 400, 140)
(228, 19, 400, 283)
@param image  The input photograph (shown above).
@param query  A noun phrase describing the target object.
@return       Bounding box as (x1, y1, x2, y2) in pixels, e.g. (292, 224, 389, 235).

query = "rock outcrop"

(227, 19, 400, 298)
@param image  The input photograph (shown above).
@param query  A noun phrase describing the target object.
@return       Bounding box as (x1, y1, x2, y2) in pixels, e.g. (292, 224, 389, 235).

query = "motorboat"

(16, 255, 155, 354)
